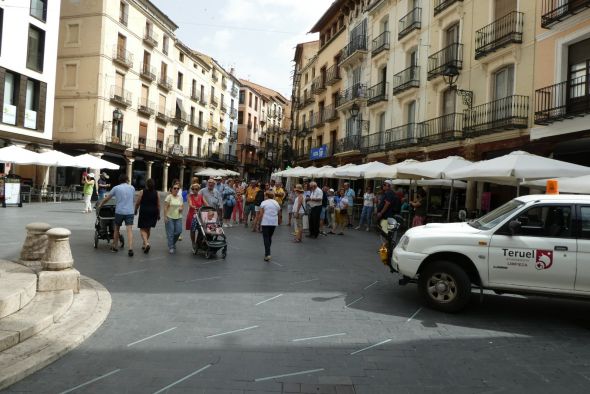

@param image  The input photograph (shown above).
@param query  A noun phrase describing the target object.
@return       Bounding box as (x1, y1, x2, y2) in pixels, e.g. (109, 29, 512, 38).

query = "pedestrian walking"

(257, 190, 281, 261)
(306, 181, 323, 238)
(186, 183, 203, 245)
(222, 179, 237, 227)
(287, 185, 295, 227)
(356, 186, 376, 231)
(334, 188, 349, 235)
(252, 182, 266, 232)
(98, 174, 136, 256)
(244, 180, 259, 228)
(97, 172, 110, 200)
(134, 178, 160, 254)
(199, 178, 222, 210)
(327, 188, 336, 234)
(274, 181, 286, 225)
(232, 180, 244, 225)
(319, 185, 329, 235)
(410, 188, 427, 227)
(81, 172, 95, 213)
(164, 181, 183, 254)
(343, 182, 355, 228)
(292, 184, 305, 242)
(376, 180, 401, 234)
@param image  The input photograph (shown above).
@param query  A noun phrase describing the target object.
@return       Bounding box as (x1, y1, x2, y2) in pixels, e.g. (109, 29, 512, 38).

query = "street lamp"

(349, 103, 360, 119)
(442, 65, 473, 109)
(112, 108, 123, 139)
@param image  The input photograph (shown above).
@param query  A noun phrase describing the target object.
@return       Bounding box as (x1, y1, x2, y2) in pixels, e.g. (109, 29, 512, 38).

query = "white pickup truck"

(392, 194, 590, 312)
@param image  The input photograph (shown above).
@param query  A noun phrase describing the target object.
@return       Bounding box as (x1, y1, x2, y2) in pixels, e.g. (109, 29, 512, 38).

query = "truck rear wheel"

(418, 261, 471, 313)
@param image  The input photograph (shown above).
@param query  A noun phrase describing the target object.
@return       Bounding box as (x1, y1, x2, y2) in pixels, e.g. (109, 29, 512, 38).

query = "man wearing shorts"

(244, 180, 259, 228)
(343, 182, 355, 228)
(99, 174, 136, 256)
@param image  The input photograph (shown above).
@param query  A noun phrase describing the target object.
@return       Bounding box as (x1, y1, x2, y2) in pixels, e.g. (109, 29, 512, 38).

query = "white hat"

(88, 172, 95, 178)
(383, 179, 393, 185)
(329, 188, 334, 193)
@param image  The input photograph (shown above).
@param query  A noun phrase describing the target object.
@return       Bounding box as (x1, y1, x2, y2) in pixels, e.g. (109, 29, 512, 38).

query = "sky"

(150, 0, 334, 99)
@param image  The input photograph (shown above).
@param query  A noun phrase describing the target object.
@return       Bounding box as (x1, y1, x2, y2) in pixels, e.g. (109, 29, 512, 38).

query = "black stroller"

(93, 199, 124, 249)
(192, 206, 227, 259)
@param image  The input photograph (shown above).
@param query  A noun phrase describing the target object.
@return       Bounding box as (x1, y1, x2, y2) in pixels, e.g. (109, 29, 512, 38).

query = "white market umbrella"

(74, 154, 120, 170)
(38, 150, 85, 203)
(363, 159, 420, 179)
(288, 166, 317, 178)
(333, 161, 390, 179)
(315, 163, 355, 178)
(219, 169, 239, 176)
(0, 145, 53, 165)
(278, 166, 304, 177)
(522, 175, 590, 194)
(309, 165, 334, 178)
(445, 151, 590, 189)
(195, 168, 224, 177)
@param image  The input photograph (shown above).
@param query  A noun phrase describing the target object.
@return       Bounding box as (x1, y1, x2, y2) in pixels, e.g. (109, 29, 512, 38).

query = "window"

(198, 111, 203, 127)
(63, 106, 74, 130)
(191, 79, 197, 96)
(3, 72, 18, 125)
(255, 96, 258, 111)
(239, 90, 245, 104)
(30, 0, 47, 22)
(119, 1, 128, 26)
(27, 25, 45, 72)
(502, 205, 573, 238)
(230, 98, 235, 109)
(211, 86, 215, 101)
(158, 93, 166, 113)
(177, 72, 183, 90)
(249, 92, 252, 107)
(64, 64, 78, 88)
(179, 52, 184, 62)
(160, 62, 167, 78)
(162, 35, 169, 55)
(442, 88, 456, 115)
(238, 110, 244, 124)
(65, 23, 80, 46)
(140, 84, 148, 106)
(0, 8, 3, 55)
(493, 65, 514, 100)
(190, 106, 195, 123)
(221, 93, 224, 107)
(581, 207, 590, 239)
(24, 79, 39, 129)
(188, 134, 193, 156)
(200, 85, 205, 101)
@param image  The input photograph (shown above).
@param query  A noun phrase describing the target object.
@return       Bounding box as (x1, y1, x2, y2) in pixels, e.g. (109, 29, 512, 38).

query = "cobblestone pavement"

(2, 202, 590, 393)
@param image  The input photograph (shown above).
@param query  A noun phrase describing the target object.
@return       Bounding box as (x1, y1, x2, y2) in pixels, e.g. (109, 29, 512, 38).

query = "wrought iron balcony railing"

(143, 28, 159, 47)
(135, 138, 164, 155)
(172, 111, 189, 126)
(311, 111, 325, 128)
(323, 104, 339, 122)
(137, 99, 155, 116)
(421, 113, 464, 143)
(372, 31, 390, 56)
(361, 131, 389, 154)
(110, 85, 132, 107)
(434, 0, 463, 15)
(221, 77, 228, 89)
(340, 35, 368, 63)
(464, 95, 529, 135)
(156, 109, 170, 123)
(335, 135, 362, 153)
(325, 64, 341, 86)
(398, 7, 422, 39)
(428, 43, 463, 80)
(231, 85, 239, 97)
(312, 76, 326, 94)
(210, 95, 219, 107)
(230, 108, 238, 119)
(158, 75, 173, 91)
(475, 11, 524, 60)
(392, 66, 420, 95)
(224, 154, 238, 164)
(336, 83, 367, 107)
(535, 76, 590, 125)
(106, 132, 133, 147)
(387, 123, 421, 149)
(368, 81, 389, 105)
(541, 0, 590, 28)
(112, 45, 134, 68)
(140, 63, 156, 81)
(191, 90, 199, 102)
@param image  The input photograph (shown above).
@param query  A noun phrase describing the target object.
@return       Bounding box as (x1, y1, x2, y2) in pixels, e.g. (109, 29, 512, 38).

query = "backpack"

(225, 194, 236, 207)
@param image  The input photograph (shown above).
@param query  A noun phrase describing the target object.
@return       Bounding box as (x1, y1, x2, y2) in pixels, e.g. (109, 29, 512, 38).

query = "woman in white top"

(258, 190, 281, 261)
(292, 184, 305, 243)
(334, 188, 349, 235)
(356, 186, 376, 231)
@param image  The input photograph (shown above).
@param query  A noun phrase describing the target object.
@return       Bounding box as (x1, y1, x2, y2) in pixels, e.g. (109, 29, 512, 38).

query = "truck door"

(488, 204, 577, 290)
(574, 205, 590, 292)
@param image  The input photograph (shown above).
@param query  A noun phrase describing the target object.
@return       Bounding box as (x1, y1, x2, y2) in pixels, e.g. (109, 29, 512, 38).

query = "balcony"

(140, 63, 156, 82)
(387, 124, 420, 149)
(231, 85, 239, 97)
(135, 138, 164, 155)
(221, 101, 227, 113)
(372, 31, 390, 57)
(189, 120, 207, 133)
(311, 112, 325, 129)
(112, 46, 134, 69)
(158, 76, 173, 91)
(156, 109, 170, 124)
(303, 94, 315, 106)
(367, 81, 389, 106)
(119, 9, 128, 26)
(208, 121, 220, 133)
(464, 95, 529, 136)
(224, 154, 238, 164)
(171, 111, 189, 126)
(325, 64, 341, 86)
(323, 104, 339, 122)
(217, 129, 227, 139)
(167, 143, 184, 157)
(361, 131, 389, 154)
(420, 113, 464, 144)
(541, 0, 590, 28)
(110, 86, 131, 107)
(143, 29, 159, 47)
(190, 90, 199, 102)
(312, 76, 326, 95)
(210, 95, 219, 107)
(297, 124, 311, 137)
(221, 78, 228, 89)
(339, 36, 368, 68)
(212, 72, 219, 82)
(200, 96, 208, 106)
(229, 108, 238, 119)
(243, 138, 259, 148)
(398, 7, 422, 40)
(535, 76, 590, 125)
(335, 135, 362, 154)
(137, 99, 155, 117)
(428, 43, 463, 80)
(434, 0, 463, 15)
(106, 132, 133, 148)
(392, 66, 420, 95)
(475, 11, 524, 60)
(336, 83, 367, 109)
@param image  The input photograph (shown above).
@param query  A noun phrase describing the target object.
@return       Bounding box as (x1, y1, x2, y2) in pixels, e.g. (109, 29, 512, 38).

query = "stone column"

(146, 161, 154, 180)
(38, 228, 80, 293)
(162, 162, 170, 192)
(19, 222, 52, 268)
(179, 164, 186, 188)
(126, 158, 134, 182)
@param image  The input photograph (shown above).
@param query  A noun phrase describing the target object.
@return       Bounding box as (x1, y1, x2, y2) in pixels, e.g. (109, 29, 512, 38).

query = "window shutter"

(17, 76, 27, 127)
(0, 68, 5, 124)
(37, 82, 47, 131)
(139, 122, 148, 139)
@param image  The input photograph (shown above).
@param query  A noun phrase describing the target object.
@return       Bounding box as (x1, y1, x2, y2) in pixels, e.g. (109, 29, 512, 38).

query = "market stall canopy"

(315, 163, 355, 178)
(74, 154, 120, 170)
(334, 161, 391, 179)
(0, 145, 54, 165)
(223, 169, 240, 176)
(288, 166, 317, 178)
(195, 168, 224, 177)
(386, 179, 467, 188)
(445, 151, 590, 185)
(522, 175, 590, 194)
(37, 150, 83, 167)
(277, 166, 304, 177)
(309, 165, 334, 178)
(397, 156, 472, 179)
(363, 159, 420, 179)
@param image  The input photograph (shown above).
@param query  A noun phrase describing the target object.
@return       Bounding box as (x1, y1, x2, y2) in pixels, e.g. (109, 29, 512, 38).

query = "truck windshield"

(469, 200, 525, 230)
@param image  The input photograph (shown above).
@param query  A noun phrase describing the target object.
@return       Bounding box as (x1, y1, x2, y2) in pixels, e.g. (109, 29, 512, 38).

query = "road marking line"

(127, 327, 177, 347)
(188, 276, 222, 282)
(58, 369, 121, 394)
(345, 296, 364, 308)
(255, 294, 283, 306)
(350, 339, 392, 355)
(270, 261, 283, 267)
(206, 325, 259, 338)
(406, 307, 422, 322)
(292, 333, 346, 342)
(114, 269, 148, 277)
(290, 278, 319, 285)
(254, 368, 325, 382)
(152, 364, 212, 394)
(363, 280, 379, 290)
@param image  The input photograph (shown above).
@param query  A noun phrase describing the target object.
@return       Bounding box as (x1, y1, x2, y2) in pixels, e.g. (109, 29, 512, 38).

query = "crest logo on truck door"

(535, 250, 553, 270)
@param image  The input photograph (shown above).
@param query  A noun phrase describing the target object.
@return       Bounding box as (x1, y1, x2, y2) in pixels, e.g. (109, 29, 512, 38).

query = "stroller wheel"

(222, 247, 227, 259)
(205, 250, 213, 259)
(192, 243, 198, 255)
(93, 231, 98, 249)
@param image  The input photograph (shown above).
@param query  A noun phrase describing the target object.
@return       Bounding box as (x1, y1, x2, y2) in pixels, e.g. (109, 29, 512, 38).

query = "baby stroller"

(93, 199, 124, 249)
(192, 206, 227, 259)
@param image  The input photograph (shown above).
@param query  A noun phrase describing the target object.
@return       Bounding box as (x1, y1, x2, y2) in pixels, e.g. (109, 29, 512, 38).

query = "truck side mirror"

(508, 220, 521, 236)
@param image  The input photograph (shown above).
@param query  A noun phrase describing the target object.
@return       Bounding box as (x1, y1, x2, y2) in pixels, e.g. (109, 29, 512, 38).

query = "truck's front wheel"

(418, 261, 471, 313)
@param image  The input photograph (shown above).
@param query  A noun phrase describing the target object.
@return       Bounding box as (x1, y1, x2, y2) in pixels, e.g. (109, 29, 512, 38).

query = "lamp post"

(442, 65, 473, 109)
(112, 108, 123, 139)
